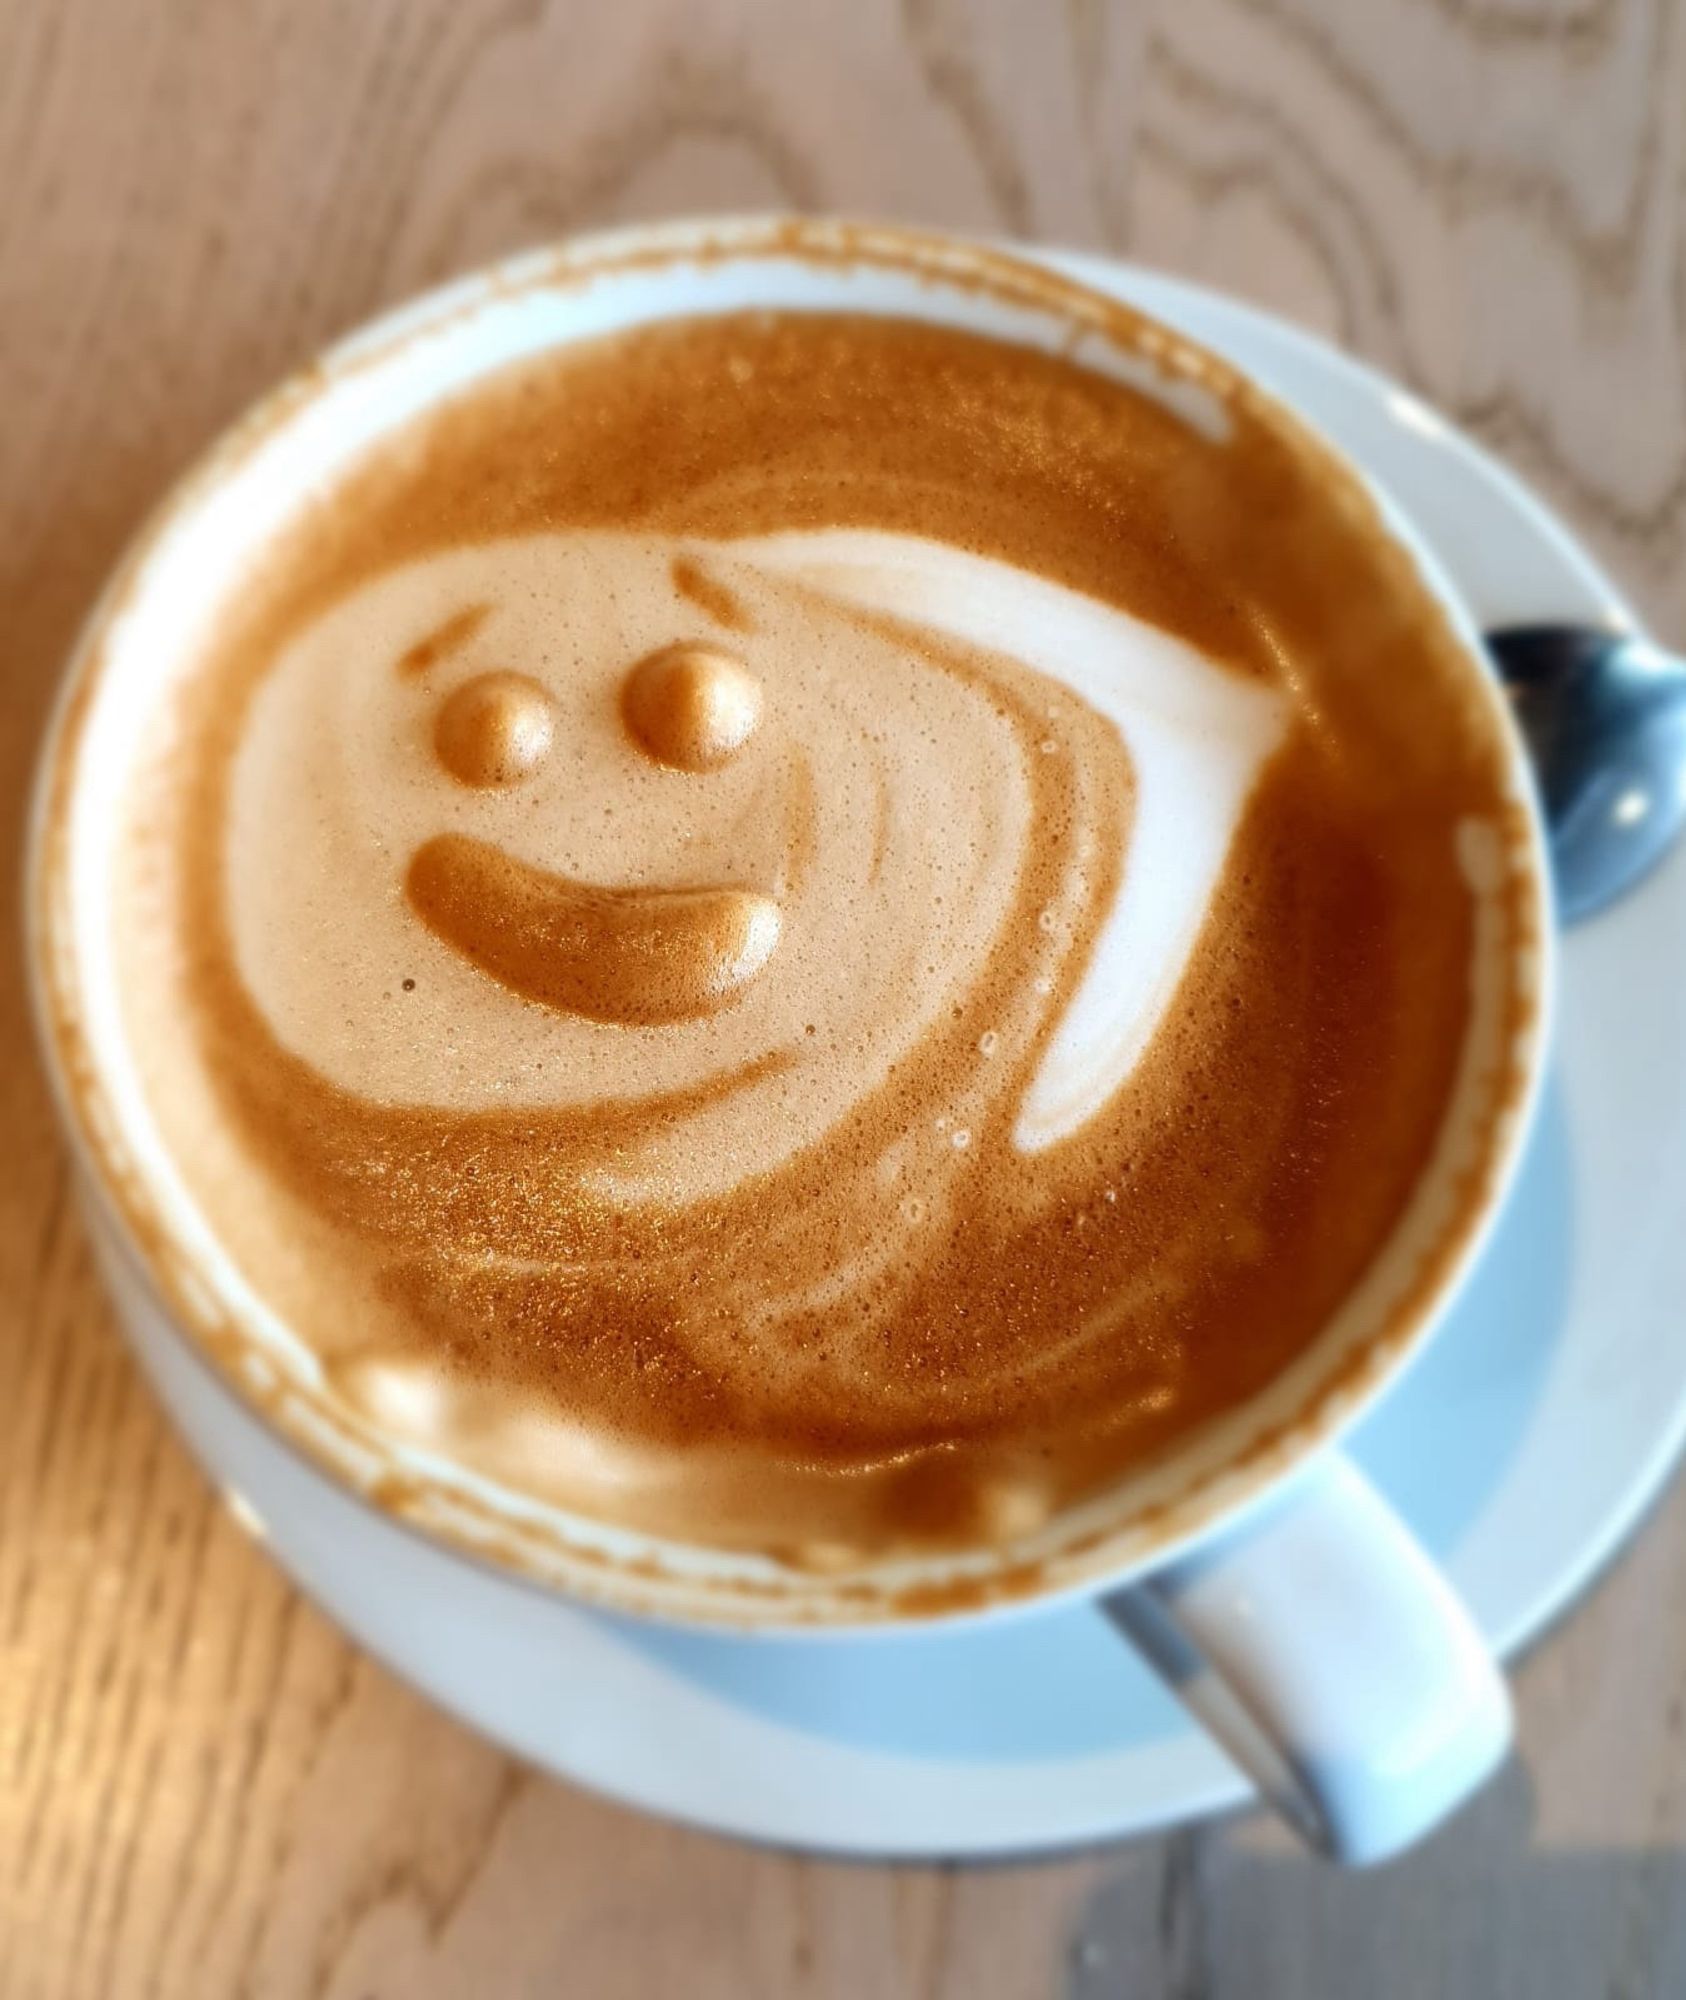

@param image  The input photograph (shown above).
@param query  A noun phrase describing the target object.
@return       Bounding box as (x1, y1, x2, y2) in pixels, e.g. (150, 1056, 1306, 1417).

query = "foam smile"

(405, 832, 782, 1026)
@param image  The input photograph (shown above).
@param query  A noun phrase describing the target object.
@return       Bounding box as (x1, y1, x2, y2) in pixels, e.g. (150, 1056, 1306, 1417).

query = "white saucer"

(260, 256, 1686, 1859)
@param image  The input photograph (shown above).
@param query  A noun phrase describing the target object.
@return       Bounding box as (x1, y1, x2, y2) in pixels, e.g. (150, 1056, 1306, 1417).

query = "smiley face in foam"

(411, 643, 782, 1028)
(225, 528, 1285, 1205)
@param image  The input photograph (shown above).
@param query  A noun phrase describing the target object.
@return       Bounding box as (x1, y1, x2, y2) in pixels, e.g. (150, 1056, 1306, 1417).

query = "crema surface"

(114, 311, 1524, 1559)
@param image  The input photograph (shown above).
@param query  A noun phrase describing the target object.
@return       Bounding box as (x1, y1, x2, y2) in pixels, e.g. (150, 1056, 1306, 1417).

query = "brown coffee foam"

(668, 554, 751, 632)
(107, 307, 1526, 1559)
(395, 602, 492, 679)
(405, 833, 783, 1024)
(620, 642, 763, 772)
(432, 671, 556, 787)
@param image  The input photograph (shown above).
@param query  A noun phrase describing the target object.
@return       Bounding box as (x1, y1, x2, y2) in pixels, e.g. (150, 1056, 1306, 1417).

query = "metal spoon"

(1486, 625, 1686, 924)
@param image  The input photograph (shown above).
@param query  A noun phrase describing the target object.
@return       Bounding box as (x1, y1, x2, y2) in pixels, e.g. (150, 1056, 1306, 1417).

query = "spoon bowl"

(1486, 624, 1686, 925)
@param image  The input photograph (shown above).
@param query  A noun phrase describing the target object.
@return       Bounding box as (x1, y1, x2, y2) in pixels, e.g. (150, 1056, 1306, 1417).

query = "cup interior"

(30, 217, 1554, 1628)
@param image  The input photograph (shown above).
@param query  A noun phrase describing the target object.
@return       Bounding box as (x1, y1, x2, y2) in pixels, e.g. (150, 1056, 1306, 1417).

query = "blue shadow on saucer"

(597, 1078, 1574, 1763)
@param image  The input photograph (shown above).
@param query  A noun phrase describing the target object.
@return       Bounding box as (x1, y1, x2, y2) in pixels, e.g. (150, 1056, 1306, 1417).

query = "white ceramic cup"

(27, 217, 1554, 1866)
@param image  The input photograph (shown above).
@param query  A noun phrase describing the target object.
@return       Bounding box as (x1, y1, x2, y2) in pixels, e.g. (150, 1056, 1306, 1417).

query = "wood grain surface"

(3, 2, 1684, 1994)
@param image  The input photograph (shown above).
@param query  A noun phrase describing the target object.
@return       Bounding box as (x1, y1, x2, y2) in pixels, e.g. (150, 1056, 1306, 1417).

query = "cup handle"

(1101, 1451, 1510, 1864)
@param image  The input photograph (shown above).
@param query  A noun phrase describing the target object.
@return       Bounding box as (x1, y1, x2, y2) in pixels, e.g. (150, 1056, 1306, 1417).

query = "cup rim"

(25, 214, 1557, 1630)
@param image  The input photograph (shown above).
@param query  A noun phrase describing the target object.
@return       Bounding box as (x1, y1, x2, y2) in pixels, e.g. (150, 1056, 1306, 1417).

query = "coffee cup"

(27, 217, 1553, 1864)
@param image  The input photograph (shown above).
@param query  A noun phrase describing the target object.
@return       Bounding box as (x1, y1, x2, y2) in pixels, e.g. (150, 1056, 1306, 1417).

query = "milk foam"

(227, 528, 1283, 1178)
(100, 303, 1526, 1564)
(738, 532, 1288, 1147)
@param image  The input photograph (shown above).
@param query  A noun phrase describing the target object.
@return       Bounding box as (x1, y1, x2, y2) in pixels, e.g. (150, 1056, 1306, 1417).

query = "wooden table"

(4, 3, 1684, 1993)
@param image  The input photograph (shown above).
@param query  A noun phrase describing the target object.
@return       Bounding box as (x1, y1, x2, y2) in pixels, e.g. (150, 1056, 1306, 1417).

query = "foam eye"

(621, 644, 762, 771)
(434, 672, 555, 787)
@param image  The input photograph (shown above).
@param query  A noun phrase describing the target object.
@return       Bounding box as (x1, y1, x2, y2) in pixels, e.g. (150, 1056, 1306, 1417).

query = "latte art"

(225, 529, 1279, 1175)
(110, 308, 1532, 1558)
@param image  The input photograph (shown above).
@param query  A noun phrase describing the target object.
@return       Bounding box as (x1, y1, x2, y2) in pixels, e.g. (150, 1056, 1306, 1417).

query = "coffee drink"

(105, 301, 1535, 1563)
